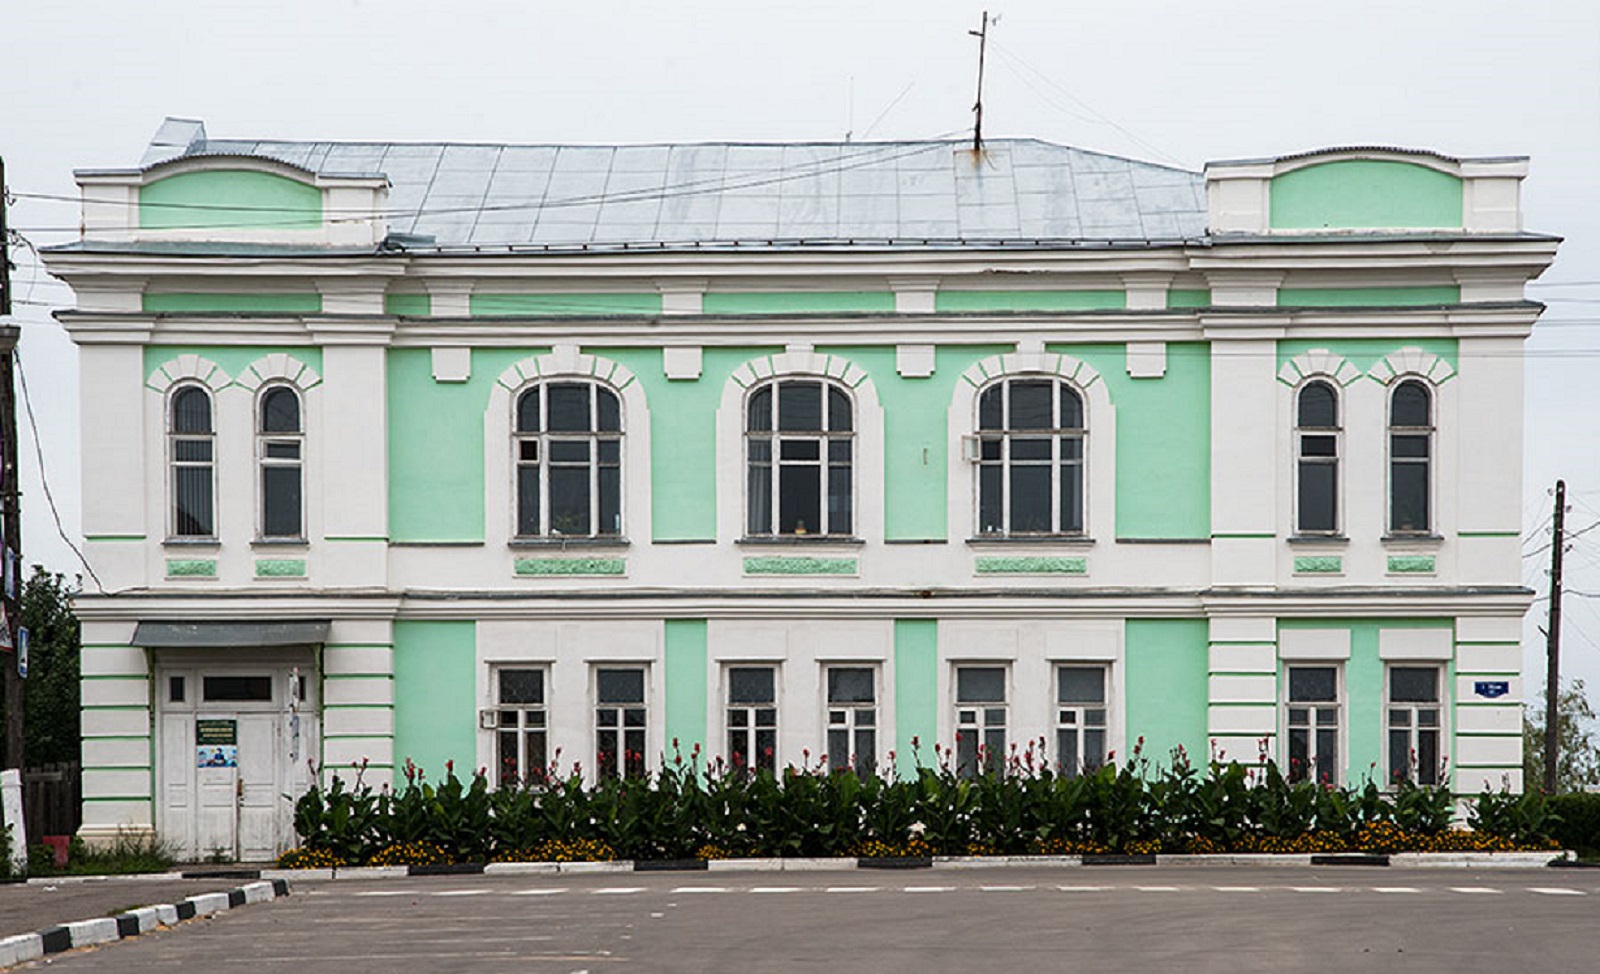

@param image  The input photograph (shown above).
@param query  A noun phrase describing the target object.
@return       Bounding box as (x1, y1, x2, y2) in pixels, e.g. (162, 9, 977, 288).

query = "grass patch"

(29, 831, 177, 877)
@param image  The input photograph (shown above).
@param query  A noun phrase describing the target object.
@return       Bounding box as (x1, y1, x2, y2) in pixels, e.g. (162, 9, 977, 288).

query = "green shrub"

(1546, 793, 1600, 858)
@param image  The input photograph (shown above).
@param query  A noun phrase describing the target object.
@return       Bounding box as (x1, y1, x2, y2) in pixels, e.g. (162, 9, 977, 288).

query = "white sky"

(5, 0, 1599, 702)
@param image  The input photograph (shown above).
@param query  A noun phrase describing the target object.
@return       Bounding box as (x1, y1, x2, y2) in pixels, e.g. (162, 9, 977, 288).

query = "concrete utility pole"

(1543, 479, 1566, 793)
(0, 156, 21, 771)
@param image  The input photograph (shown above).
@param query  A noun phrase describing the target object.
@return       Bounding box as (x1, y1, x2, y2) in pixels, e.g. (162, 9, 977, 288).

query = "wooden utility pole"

(1543, 479, 1566, 793)
(0, 156, 21, 770)
(970, 11, 991, 153)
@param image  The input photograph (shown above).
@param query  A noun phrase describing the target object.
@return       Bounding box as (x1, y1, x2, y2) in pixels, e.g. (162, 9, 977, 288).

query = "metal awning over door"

(130, 620, 331, 648)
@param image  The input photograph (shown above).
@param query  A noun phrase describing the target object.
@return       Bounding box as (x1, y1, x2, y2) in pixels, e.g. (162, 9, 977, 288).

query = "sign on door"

(196, 718, 239, 768)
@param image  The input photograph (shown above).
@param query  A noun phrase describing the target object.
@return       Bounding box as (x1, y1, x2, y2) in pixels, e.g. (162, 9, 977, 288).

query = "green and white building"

(45, 119, 1556, 858)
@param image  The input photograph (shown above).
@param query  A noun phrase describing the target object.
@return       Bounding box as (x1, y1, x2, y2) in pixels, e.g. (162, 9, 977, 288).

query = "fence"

(22, 761, 80, 838)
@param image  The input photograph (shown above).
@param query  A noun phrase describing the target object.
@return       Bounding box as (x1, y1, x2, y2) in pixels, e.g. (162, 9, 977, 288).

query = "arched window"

(515, 381, 622, 537)
(745, 378, 853, 537)
(1389, 379, 1433, 534)
(1295, 380, 1340, 534)
(169, 386, 215, 538)
(258, 386, 304, 539)
(976, 378, 1085, 536)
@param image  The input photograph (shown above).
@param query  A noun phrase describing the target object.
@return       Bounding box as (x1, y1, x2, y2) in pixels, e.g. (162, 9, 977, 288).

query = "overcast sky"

(5, 0, 1599, 699)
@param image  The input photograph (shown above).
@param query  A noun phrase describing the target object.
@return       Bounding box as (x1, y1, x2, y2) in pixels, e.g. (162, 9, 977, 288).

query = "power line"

(12, 350, 104, 594)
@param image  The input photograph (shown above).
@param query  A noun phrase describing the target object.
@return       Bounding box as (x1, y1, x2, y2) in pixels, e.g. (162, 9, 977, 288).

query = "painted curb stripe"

(20, 880, 292, 962)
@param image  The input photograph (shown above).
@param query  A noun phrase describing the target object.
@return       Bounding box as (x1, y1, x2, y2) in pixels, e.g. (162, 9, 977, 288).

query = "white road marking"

(353, 890, 409, 897)
(1372, 887, 1420, 894)
(979, 885, 1032, 892)
(1290, 887, 1339, 894)
(825, 886, 880, 893)
(1056, 886, 1111, 892)
(512, 888, 568, 896)
(1211, 886, 1260, 892)
(1135, 886, 1181, 892)
(670, 886, 728, 894)
(902, 886, 954, 893)
(1450, 887, 1504, 894)
(591, 887, 645, 895)
(433, 889, 489, 897)
(1528, 887, 1586, 896)
(749, 887, 801, 893)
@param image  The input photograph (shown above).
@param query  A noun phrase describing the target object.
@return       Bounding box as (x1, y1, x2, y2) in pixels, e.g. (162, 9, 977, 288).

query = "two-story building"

(45, 118, 1556, 859)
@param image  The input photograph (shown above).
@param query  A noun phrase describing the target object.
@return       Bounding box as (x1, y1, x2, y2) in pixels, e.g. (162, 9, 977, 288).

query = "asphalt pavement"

(12, 865, 1600, 973)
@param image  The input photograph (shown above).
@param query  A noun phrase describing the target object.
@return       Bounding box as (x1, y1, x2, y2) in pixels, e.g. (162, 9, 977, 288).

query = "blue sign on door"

(1474, 680, 1510, 699)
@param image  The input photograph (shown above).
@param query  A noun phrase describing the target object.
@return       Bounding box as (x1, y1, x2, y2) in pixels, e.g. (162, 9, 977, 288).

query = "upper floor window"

(258, 386, 304, 539)
(746, 379, 853, 537)
(1295, 380, 1340, 534)
(169, 386, 215, 538)
(515, 382, 622, 538)
(976, 378, 1085, 536)
(1388, 379, 1433, 534)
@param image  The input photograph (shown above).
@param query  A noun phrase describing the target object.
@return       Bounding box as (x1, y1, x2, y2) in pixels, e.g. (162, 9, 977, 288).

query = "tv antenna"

(969, 11, 997, 152)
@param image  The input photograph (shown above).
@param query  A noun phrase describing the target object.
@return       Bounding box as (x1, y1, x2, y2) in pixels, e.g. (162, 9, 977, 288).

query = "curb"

(0, 879, 290, 970)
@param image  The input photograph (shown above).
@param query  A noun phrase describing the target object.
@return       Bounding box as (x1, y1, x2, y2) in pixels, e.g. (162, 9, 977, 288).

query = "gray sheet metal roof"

(137, 119, 1207, 250)
(131, 620, 331, 648)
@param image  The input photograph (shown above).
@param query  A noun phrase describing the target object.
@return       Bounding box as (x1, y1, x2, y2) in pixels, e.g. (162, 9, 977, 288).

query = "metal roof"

(130, 619, 331, 648)
(134, 118, 1207, 250)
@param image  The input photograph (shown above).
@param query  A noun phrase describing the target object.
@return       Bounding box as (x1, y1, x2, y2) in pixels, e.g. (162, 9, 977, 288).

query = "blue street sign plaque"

(1474, 680, 1510, 699)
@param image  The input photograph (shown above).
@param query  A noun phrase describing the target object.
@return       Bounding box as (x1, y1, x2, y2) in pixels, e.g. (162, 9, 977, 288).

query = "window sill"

(163, 537, 220, 549)
(736, 536, 866, 547)
(251, 538, 310, 549)
(966, 536, 1095, 548)
(509, 537, 631, 550)
(1286, 535, 1349, 546)
(1381, 533, 1444, 547)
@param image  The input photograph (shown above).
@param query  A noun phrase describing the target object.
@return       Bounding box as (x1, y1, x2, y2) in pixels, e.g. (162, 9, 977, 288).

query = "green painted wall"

(471, 293, 663, 316)
(935, 290, 1126, 313)
(1166, 289, 1211, 309)
(1269, 160, 1463, 230)
(385, 293, 432, 316)
(1277, 337, 1458, 375)
(816, 344, 1009, 541)
(1277, 618, 1452, 786)
(1124, 619, 1208, 764)
(1045, 343, 1212, 539)
(142, 293, 322, 314)
(144, 345, 324, 383)
(139, 169, 322, 231)
(588, 346, 780, 541)
(387, 347, 547, 542)
(664, 619, 708, 759)
(1277, 286, 1460, 308)
(392, 620, 477, 778)
(894, 619, 938, 777)
(702, 292, 896, 315)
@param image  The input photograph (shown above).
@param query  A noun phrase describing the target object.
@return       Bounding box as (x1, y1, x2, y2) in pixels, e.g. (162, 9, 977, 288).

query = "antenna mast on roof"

(970, 11, 993, 153)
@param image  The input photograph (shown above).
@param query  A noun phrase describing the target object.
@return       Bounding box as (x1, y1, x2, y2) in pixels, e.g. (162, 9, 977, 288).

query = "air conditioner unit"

(478, 709, 499, 730)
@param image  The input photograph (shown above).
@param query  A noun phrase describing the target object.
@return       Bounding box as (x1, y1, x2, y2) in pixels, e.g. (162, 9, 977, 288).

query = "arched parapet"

(1277, 348, 1362, 387)
(1368, 347, 1456, 386)
(145, 354, 231, 393)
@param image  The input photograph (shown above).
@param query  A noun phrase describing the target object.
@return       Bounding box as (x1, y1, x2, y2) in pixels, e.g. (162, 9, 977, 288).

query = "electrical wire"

(12, 351, 105, 594)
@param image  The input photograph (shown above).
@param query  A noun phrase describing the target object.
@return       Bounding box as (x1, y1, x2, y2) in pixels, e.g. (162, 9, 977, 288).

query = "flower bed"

(278, 744, 1559, 869)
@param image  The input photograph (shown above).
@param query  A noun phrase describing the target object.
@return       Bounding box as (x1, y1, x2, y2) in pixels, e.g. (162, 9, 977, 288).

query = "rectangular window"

(595, 667, 646, 779)
(826, 666, 877, 776)
(1056, 665, 1108, 778)
(954, 665, 1007, 777)
(495, 668, 548, 787)
(1387, 665, 1443, 786)
(726, 666, 778, 773)
(202, 675, 273, 703)
(1286, 665, 1341, 784)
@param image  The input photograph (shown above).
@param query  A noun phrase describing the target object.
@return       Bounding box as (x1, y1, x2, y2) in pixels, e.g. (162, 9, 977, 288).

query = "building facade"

(46, 119, 1556, 858)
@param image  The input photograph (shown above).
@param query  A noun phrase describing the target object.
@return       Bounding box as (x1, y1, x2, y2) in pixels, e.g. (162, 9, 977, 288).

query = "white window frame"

(257, 383, 305, 541)
(953, 663, 1009, 777)
(168, 383, 217, 540)
(1055, 664, 1109, 778)
(823, 664, 880, 776)
(724, 664, 779, 773)
(973, 376, 1087, 537)
(1284, 663, 1343, 785)
(1385, 664, 1446, 787)
(743, 377, 856, 538)
(513, 380, 625, 539)
(593, 664, 648, 780)
(1293, 378, 1341, 536)
(1387, 377, 1435, 536)
(491, 666, 549, 788)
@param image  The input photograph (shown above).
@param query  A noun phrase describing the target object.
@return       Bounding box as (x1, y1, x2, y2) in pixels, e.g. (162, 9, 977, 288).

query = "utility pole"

(1543, 479, 1566, 793)
(969, 11, 991, 153)
(0, 156, 20, 771)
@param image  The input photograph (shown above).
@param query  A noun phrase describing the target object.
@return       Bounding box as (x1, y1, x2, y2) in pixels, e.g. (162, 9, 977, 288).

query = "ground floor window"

(955, 665, 1007, 777)
(826, 666, 877, 775)
(495, 668, 547, 787)
(726, 666, 777, 773)
(595, 667, 647, 779)
(1387, 665, 1444, 786)
(1056, 665, 1107, 777)
(1286, 665, 1341, 784)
